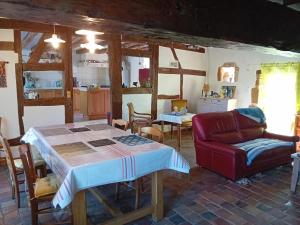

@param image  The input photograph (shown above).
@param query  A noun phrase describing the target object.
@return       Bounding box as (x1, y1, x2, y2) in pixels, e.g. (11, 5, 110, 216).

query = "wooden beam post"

(27, 34, 49, 63)
(64, 29, 73, 123)
(14, 30, 25, 135)
(151, 44, 159, 119)
(108, 35, 122, 119)
(170, 48, 183, 99)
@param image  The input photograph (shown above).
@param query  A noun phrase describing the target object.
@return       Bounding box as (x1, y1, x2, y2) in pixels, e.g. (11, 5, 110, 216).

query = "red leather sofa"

(192, 110, 299, 181)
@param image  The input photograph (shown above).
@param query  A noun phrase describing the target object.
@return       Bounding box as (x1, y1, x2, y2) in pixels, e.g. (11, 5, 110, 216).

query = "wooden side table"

(291, 153, 300, 192)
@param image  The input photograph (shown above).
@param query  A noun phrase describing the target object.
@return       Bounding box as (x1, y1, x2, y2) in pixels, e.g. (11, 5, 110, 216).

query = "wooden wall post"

(151, 44, 159, 119)
(64, 29, 73, 123)
(108, 35, 122, 119)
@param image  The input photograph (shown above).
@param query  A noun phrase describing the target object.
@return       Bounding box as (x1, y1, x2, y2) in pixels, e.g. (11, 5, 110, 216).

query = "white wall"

(0, 29, 20, 138)
(207, 47, 300, 108)
(158, 47, 207, 114)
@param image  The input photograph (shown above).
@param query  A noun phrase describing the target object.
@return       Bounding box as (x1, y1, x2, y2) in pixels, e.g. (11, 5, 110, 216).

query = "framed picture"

(0, 61, 8, 88)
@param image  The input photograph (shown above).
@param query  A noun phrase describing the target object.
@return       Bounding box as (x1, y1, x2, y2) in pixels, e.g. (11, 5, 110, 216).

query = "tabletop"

(22, 120, 190, 208)
(158, 113, 196, 124)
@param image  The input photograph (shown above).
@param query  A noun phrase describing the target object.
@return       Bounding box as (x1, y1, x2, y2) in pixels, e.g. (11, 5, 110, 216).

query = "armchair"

(127, 102, 153, 133)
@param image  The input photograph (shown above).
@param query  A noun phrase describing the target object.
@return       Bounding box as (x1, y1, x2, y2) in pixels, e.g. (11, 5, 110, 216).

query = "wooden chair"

(138, 126, 163, 143)
(19, 144, 60, 225)
(112, 119, 129, 131)
(0, 135, 47, 208)
(0, 136, 25, 208)
(170, 99, 192, 138)
(127, 102, 153, 133)
(116, 126, 163, 209)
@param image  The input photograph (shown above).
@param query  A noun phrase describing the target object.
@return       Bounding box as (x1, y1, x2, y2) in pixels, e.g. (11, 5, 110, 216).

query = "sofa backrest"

(233, 110, 266, 142)
(192, 111, 243, 144)
(192, 110, 267, 144)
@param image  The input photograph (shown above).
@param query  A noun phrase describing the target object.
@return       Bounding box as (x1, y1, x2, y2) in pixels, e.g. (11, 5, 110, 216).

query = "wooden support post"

(108, 35, 122, 119)
(151, 44, 159, 119)
(170, 48, 183, 99)
(72, 190, 87, 225)
(64, 29, 73, 123)
(27, 34, 48, 63)
(14, 30, 25, 135)
(152, 171, 163, 222)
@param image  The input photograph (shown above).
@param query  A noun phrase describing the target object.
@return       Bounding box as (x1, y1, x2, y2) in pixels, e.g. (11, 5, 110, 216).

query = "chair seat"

(34, 174, 59, 198)
(181, 121, 192, 127)
(14, 158, 45, 169)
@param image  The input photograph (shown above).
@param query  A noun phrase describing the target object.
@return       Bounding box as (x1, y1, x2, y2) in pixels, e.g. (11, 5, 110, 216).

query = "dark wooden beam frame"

(157, 95, 180, 100)
(27, 34, 48, 63)
(158, 67, 206, 76)
(0, 41, 14, 51)
(122, 48, 151, 58)
(75, 48, 108, 54)
(22, 63, 64, 71)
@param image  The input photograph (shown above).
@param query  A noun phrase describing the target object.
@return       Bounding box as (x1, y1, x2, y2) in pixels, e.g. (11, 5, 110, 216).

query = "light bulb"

(52, 42, 59, 49)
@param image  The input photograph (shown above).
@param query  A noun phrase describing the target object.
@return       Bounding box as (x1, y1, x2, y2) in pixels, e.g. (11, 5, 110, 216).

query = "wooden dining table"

(22, 120, 190, 225)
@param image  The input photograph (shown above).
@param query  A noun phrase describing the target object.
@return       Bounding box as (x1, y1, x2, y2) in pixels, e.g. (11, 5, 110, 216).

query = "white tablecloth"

(22, 121, 190, 209)
(158, 113, 195, 124)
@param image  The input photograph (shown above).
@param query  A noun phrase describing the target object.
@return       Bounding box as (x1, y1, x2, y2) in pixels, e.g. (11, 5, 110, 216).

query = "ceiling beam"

(0, 1, 299, 53)
(283, 0, 300, 5)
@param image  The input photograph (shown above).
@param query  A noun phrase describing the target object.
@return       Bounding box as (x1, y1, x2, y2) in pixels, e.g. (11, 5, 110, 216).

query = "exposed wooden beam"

(23, 98, 65, 106)
(151, 44, 159, 119)
(108, 35, 122, 119)
(28, 34, 48, 63)
(75, 48, 107, 54)
(0, 41, 14, 51)
(0, 1, 299, 53)
(22, 63, 64, 71)
(170, 48, 183, 99)
(160, 43, 205, 53)
(158, 68, 206, 76)
(122, 88, 152, 94)
(122, 49, 151, 57)
(157, 95, 180, 100)
(283, 0, 300, 5)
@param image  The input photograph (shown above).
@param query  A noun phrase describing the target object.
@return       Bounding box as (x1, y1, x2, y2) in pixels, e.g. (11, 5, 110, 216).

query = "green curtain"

(259, 63, 300, 135)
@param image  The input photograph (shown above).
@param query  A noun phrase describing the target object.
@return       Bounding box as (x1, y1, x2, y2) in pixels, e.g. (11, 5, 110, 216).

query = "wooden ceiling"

(0, 0, 300, 56)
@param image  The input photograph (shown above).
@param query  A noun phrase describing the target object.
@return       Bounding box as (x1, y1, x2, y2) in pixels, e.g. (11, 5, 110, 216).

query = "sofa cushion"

(192, 112, 243, 144)
(234, 138, 293, 166)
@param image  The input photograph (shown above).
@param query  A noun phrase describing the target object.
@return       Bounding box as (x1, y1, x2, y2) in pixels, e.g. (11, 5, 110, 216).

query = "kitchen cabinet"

(78, 88, 110, 119)
(196, 97, 237, 114)
(73, 89, 80, 112)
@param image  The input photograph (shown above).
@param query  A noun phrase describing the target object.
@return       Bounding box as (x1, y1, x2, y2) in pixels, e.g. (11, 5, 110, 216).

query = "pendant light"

(75, 29, 104, 53)
(44, 25, 65, 49)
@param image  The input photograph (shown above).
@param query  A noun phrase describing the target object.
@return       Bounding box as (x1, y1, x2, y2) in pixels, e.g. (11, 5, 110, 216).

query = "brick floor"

(0, 134, 300, 225)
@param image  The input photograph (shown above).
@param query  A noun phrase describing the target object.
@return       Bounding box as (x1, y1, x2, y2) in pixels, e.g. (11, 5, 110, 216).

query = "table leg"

(177, 124, 181, 151)
(72, 190, 87, 225)
(291, 159, 300, 192)
(152, 171, 163, 222)
(161, 121, 165, 142)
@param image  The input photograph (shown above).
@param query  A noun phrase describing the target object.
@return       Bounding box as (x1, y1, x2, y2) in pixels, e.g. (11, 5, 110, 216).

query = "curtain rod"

(261, 62, 300, 66)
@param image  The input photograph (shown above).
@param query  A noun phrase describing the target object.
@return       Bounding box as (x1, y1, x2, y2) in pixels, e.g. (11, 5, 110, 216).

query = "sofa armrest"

(263, 131, 299, 143)
(198, 141, 245, 156)
(194, 140, 247, 180)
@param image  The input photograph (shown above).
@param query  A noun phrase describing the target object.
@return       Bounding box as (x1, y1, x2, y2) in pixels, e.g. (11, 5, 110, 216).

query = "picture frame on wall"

(0, 61, 8, 88)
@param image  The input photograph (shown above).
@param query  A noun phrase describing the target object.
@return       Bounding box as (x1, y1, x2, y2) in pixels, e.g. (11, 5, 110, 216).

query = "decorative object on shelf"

(202, 82, 210, 97)
(44, 25, 65, 49)
(221, 86, 236, 98)
(75, 30, 104, 53)
(218, 62, 239, 83)
(132, 82, 138, 87)
(139, 68, 151, 88)
(0, 61, 8, 88)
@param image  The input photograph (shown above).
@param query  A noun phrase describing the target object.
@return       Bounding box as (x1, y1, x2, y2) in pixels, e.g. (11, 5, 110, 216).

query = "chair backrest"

(19, 144, 36, 200)
(138, 126, 163, 143)
(171, 99, 188, 111)
(127, 103, 135, 124)
(0, 136, 19, 187)
(112, 119, 129, 131)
